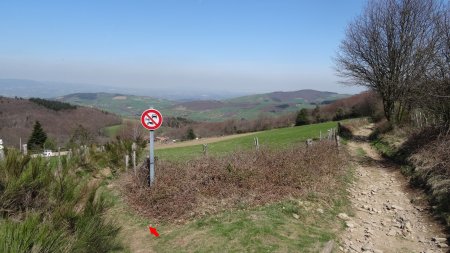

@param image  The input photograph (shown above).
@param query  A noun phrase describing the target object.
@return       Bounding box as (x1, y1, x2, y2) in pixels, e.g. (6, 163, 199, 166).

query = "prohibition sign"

(141, 109, 163, 130)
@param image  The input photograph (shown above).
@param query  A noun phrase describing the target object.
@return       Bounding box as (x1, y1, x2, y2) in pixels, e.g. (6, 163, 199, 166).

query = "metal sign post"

(149, 130, 155, 185)
(140, 108, 163, 187)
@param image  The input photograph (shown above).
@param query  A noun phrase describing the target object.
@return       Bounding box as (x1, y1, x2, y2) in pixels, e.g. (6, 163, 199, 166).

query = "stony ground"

(339, 124, 448, 253)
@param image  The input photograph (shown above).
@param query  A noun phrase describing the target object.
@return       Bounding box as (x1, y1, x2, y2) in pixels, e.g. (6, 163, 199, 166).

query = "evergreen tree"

(27, 121, 47, 151)
(312, 105, 321, 123)
(295, 109, 310, 126)
(186, 128, 196, 140)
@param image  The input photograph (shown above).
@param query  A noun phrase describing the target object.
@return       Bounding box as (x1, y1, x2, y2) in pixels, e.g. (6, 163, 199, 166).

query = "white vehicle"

(43, 150, 53, 157)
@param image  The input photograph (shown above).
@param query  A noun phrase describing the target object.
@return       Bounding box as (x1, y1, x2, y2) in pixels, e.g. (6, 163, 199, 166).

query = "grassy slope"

(102, 118, 141, 138)
(103, 125, 122, 138)
(61, 93, 174, 117)
(107, 120, 352, 252)
(156, 121, 338, 161)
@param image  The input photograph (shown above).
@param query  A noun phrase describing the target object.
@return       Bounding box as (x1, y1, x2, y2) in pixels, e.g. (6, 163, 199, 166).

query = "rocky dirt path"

(339, 124, 448, 253)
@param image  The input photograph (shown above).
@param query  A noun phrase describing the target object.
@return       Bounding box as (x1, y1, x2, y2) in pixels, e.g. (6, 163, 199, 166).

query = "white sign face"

(0, 139, 3, 145)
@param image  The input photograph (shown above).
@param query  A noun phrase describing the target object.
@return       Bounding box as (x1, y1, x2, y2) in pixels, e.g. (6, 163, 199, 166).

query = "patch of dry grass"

(407, 131, 450, 225)
(121, 142, 347, 222)
(338, 118, 370, 138)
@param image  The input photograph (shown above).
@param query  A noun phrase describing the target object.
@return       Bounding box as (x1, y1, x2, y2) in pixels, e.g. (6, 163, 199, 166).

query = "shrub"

(0, 214, 69, 253)
(0, 149, 122, 252)
(122, 142, 348, 221)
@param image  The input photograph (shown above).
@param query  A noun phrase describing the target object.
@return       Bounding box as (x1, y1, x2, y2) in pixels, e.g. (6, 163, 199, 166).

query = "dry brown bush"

(121, 142, 348, 221)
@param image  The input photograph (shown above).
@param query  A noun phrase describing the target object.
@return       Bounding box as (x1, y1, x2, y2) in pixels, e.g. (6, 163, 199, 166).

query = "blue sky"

(0, 0, 367, 94)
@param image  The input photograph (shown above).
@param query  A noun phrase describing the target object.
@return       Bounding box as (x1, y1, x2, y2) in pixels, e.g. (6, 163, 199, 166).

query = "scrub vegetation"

(0, 150, 122, 253)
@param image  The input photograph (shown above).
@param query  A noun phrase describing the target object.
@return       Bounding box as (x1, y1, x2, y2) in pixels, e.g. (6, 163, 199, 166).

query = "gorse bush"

(102, 136, 146, 174)
(0, 149, 122, 253)
(0, 214, 69, 253)
(0, 152, 51, 217)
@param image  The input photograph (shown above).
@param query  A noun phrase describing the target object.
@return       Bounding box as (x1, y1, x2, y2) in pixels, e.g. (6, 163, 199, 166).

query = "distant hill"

(57, 90, 349, 121)
(0, 78, 111, 98)
(0, 78, 246, 100)
(0, 96, 121, 148)
(58, 93, 175, 117)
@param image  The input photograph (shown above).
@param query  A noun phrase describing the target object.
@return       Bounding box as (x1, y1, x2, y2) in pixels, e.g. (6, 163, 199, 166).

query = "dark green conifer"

(27, 121, 47, 151)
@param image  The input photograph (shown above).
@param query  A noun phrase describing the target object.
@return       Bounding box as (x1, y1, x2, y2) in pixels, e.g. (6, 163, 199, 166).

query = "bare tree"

(335, 0, 442, 124)
(425, 5, 450, 127)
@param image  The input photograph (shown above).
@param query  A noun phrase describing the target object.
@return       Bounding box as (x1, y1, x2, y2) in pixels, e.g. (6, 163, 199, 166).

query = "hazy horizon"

(0, 1, 367, 95)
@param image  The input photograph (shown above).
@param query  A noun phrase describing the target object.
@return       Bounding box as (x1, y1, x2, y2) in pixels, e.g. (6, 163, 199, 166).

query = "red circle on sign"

(141, 109, 163, 130)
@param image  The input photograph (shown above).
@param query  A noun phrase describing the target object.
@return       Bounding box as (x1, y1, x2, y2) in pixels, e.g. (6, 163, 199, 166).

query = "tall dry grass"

(406, 131, 450, 225)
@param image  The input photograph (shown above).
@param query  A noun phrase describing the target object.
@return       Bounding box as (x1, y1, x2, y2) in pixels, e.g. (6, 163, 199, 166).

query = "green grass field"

(103, 124, 123, 137)
(156, 121, 338, 161)
(103, 118, 140, 138)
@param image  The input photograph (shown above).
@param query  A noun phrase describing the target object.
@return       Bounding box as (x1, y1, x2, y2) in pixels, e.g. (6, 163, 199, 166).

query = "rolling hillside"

(57, 90, 349, 121)
(0, 96, 121, 148)
(58, 92, 174, 117)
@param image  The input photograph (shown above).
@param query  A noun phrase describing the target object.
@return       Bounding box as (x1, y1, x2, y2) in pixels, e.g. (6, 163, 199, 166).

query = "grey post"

(58, 147, 61, 169)
(125, 154, 129, 169)
(0, 139, 4, 161)
(22, 144, 28, 155)
(149, 130, 155, 186)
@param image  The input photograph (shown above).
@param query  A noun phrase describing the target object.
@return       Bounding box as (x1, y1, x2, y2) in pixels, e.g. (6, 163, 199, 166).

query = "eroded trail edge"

(340, 124, 448, 253)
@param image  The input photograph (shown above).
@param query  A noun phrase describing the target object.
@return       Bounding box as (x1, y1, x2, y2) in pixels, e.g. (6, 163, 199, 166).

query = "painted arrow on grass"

(148, 226, 160, 237)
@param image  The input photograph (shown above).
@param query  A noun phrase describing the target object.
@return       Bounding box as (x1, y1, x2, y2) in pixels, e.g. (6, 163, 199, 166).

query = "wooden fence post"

(254, 137, 260, 151)
(132, 142, 137, 176)
(203, 144, 208, 155)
